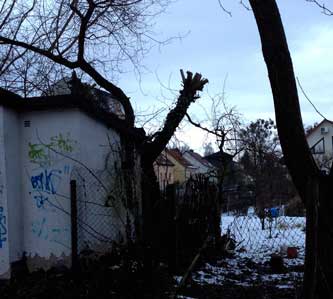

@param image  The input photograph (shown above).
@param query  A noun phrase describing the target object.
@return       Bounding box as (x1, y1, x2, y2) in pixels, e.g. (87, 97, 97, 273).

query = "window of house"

(310, 138, 325, 154)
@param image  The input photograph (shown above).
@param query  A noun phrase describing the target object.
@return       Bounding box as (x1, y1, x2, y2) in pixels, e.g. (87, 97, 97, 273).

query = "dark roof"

(204, 151, 233, 168)
(155, 154, 175, 166)
(0, 88, 22, 101)
(0, 88, 131, 135)
(167, 148, 193, 167)
(185, 150, 212, 167)
(0, 86, 119, 112)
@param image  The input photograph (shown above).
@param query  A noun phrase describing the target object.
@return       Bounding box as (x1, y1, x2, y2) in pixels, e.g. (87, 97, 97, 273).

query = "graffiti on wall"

(28, 132, 77, 249)
(29, 165, 71, 210)
(0, 207, 7, 249)
(28, 133, 77, 167)
(31, 169, 62, 195)
(31, 217, 70, 249)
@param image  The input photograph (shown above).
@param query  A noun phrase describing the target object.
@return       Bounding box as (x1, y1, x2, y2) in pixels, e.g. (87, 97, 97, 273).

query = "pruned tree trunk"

(138, 71, 208, 297)
(248, 0, 333, 298)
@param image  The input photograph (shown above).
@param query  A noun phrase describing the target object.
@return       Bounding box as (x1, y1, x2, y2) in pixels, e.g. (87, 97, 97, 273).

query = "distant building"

(154, 148, 196, 186)
(306, 119, 333, 173)
(166, 148, 197, 183)
(183, 150, 215, 176)
(154, 152, 175, 190)
(154, 149, 216, 189)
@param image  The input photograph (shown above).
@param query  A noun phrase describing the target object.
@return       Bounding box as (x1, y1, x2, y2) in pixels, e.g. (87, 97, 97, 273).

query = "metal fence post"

(70, 179, 78, 271)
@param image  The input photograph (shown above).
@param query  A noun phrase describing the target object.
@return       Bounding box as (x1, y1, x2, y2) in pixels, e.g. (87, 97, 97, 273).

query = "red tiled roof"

(166, 148, 193, 167)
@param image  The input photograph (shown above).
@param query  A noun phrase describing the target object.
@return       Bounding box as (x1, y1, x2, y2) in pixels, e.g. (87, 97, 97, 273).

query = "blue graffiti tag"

(31, 218, 69, 248)
(31, 217, 48, 240)
(31, 169, 62, 194)
(0, 207, 7, 248)
(33, 195, 48, 209)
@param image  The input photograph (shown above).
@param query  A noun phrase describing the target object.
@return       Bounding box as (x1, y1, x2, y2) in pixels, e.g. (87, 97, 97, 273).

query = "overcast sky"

(118, 0, 333, 153)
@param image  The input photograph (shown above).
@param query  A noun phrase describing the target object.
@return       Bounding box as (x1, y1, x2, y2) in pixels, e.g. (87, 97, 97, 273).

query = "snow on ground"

(184, 210, 305, 293)
(191, 257, 303, 289)
(221, 211, 305, 264)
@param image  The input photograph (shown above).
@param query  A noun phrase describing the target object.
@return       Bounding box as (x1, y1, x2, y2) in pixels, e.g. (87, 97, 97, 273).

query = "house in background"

(183, 150, 215, 176)
(154, 152, 175, 190)
(0, 87, 139, 278)
(306, 119, 333, 173)
(154, 149, 216, 189)
(158, 149, 196, 184)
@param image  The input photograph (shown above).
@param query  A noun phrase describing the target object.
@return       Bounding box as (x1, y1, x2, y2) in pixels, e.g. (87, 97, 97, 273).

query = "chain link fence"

(70, 166, 134, 255)
(221, 209, 306, 258)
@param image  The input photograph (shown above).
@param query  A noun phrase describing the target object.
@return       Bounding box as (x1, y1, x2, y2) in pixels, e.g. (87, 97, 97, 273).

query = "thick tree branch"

(77, 0, 96, 61)
(141, 70, 208, 168)
(248, 0, 319, 201)
(0, 36, 135, 126)
(80, 60, 135, 125)
(0, 36, 79, 68)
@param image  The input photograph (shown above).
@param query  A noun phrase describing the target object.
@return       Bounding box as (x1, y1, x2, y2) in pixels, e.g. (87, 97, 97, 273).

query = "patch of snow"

(191, 214, 304, 293)
(221, 215, 305, 265)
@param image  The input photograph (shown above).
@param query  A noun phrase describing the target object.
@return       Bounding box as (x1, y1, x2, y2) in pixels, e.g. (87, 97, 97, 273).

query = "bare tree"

(185, 94, 243, 235)
(186, 93, 243, 158)
(0, 2, 209, 293)
(0, 1, 209, 169)
(0, 0, 174, 124)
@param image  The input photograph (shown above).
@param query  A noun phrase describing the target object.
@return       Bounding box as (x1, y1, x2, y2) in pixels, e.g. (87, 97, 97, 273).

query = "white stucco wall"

(307, 120, 333, 155)
(0, 105, 131, 277)
(307, 120, 333, 171)
(3, 108, 23, 266)
(0, 107, 11, 278)
(21, 109, 82, 270)
(75, 112, 129, 251)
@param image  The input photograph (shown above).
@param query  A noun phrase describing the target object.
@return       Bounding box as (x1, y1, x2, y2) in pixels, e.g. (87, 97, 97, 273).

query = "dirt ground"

(0, 246, 303, 299)
(175, 253, 303, 299)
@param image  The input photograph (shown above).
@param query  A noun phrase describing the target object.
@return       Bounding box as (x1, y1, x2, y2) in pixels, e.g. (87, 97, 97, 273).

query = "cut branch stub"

(180, 69, 209, 101)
